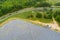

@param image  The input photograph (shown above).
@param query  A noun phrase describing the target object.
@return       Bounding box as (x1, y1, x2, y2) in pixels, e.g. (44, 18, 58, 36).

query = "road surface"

(0, 19, 60, 40)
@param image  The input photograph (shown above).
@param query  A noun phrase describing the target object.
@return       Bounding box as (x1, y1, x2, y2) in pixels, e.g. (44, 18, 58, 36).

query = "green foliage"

(24, 0, 36, 7)
(0, 0, 46, 16)
(55, 15, 60, 23)
(1, 0, 60, 24)
(36, 12, 42, 18)
(55, 2, 60, 6)
(54, 11, 60, 23)
(35, 2, 51, 7)
(44, 13, 52, 19)
(44, 8, 52, 19)
(0, 0, 6, 4)
(27, 14, 34, 18)
(40, 2, 51, 7)
(54, 11, 60, 18)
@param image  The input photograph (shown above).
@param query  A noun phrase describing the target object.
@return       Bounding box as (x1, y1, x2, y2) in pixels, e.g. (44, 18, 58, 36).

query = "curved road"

(0, 19, 60, 40)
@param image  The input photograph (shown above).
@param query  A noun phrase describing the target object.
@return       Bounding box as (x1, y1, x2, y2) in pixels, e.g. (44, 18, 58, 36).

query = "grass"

(38, 18, 52, 23)
(0, 10, 52, 24)
(9, 11, 52, 22)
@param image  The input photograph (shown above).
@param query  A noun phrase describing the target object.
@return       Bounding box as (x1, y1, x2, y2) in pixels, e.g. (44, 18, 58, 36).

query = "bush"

(54, 11, 60, 23)
(55, 15, 60, 23)
(27, 14, 34, 18)
(43, 8, 52, 19)
(36, 13, 42, 18)
(55, 2, 60, 6)
(54, 11, 60, 18)
(44, 13, 52, 19)
(35, 2, 51, 7)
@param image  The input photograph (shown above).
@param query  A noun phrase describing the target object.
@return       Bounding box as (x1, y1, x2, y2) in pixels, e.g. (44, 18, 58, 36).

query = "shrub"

(55, 15, 60, 23)
(36, 13, 42, 18)
(35, 2, 51, 7)
(27, 14, 34, 18)
(55, 2, 60, 6)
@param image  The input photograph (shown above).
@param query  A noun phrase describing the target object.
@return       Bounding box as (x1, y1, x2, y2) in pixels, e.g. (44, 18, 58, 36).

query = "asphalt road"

(0, 19, 60, 40)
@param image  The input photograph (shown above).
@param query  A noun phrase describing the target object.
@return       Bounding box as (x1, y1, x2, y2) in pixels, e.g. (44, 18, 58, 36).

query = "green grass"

(0, 10, 52, 24)
(9, 11, 52, 23)
(38, 18, 52, 23)
(10, 11, 35, 18)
